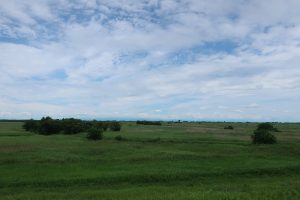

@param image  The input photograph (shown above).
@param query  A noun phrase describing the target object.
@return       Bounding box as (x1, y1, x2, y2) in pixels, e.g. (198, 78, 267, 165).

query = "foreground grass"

(1, 122, 300, 199)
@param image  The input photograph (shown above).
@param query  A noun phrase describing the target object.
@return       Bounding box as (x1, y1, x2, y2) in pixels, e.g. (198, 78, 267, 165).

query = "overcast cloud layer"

(1, 0, 300, 121)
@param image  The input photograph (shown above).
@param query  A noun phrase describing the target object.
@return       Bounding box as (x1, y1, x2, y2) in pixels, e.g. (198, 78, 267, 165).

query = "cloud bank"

(1, 0, 300, 121)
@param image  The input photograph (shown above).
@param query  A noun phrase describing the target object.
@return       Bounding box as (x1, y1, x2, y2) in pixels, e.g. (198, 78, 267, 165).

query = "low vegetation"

(2, 121, 300, 199)
(147, 137, 161, 143)
(136, 120, 162, 125)
(86, 127, 103, 140)
(109, 121, 121, 131)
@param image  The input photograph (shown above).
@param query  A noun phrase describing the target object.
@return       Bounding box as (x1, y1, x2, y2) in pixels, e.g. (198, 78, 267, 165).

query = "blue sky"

(1, 0, 300, 121)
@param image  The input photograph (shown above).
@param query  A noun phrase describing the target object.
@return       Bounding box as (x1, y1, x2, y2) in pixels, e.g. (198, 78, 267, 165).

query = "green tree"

(38, 116, 62, 135)
(23, 119, 39, 132)
(61, 118, 84, 134)
(257, 122, 279, 132)
(251, 129, 277, 144)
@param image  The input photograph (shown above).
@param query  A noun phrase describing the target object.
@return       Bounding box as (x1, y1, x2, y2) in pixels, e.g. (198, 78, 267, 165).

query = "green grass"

(1, 122, 300, 199)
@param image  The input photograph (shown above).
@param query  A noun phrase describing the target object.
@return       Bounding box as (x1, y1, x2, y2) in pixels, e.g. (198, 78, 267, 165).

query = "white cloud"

(0, 0, 300, 121)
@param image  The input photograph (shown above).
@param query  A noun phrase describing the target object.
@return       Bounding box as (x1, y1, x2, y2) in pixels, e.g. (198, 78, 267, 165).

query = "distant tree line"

(136, 120, 162, 126)
(23, 117, 121, 137)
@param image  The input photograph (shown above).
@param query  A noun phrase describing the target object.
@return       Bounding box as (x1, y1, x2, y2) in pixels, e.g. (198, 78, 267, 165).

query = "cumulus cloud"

(0, 0, 300, 121)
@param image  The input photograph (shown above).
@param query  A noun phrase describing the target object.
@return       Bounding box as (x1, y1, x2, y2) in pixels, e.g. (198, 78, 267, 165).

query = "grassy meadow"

(1, 121, 300, 199)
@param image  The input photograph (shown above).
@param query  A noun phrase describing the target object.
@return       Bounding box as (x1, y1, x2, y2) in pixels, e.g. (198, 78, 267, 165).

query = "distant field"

(1, 121, 300, 199)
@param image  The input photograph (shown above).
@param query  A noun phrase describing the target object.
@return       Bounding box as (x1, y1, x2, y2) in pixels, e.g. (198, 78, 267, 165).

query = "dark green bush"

(86, 127, 103, 140)
(61, 118, 84, 134)
(251, 129, 277, 144)
(115, 135, 126, 141)
(110, 122, 121, 131)
(92, 121, 110, 131)
(38, 117, 62, 135)
(136, 121, 162, 125)
(257, 122, 279, 132)
(101, 122, 110, 131)
(23, 117, 122, 135)
(224, 125, 234, 130)
(23, 119, 39, 132)
(83, 121, 94, 130)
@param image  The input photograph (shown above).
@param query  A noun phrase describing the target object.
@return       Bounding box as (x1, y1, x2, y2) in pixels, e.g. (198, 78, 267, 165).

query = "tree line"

(136, 120, 162, 125)
(23, 117, 121, 136)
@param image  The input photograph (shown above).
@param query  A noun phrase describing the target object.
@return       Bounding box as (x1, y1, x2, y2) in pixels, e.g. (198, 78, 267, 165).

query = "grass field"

(1, 121, 300, 199)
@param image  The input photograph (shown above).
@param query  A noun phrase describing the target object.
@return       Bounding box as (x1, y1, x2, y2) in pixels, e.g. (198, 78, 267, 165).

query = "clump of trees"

(136, 120, 162, 125)
(39, 117, 62, 135)
(256, 122, 279, 132)
(61, 118, 85, 134)
(89, 121, 110, 131)
(23, 119, 39, 132)
(252, 129, 277, 144)
(251, 122, 278, 144)
(224, 125, 234, 130)
(23, 117, 122, 137)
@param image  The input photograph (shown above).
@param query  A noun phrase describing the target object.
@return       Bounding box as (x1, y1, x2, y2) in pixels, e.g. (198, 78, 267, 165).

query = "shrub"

(23, 119, 39, 132)
(83, 121, 94, 131)
(86, 127, 103, 140)
(224, 125, 234, 130)
(110, 122, 121, 131)
(61, 118, 84, 134)
(92, 121, 110, 131)
(257, 122, 279, 132)
(101, 122, 110, 131)
(251, 129, 277, 144)
(38, 116, 62, 135)
(115, 135, 126, 141)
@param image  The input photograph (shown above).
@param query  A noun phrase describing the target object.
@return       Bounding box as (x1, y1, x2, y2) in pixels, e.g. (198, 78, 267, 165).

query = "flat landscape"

(1, 121, 300, 199)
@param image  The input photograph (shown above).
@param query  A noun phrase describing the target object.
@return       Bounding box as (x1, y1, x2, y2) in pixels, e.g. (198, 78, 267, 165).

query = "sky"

(0, 0, 300, 121)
